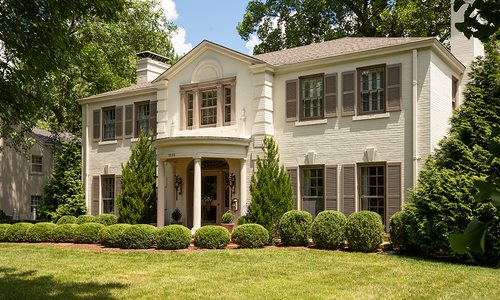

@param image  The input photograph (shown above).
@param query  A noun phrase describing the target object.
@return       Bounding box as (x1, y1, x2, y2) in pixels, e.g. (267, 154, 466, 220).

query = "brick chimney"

(136, 51, 170, 84)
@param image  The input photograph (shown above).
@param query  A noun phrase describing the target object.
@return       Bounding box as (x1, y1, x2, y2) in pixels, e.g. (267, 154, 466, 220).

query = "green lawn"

(0, 244, 498, 300)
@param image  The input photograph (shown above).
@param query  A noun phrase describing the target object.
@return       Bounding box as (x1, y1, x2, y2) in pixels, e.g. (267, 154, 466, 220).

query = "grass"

(0, 244, 498, 299)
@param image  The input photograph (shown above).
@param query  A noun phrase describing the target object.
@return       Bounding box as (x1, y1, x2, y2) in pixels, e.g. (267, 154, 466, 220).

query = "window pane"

(136, 103, 150, 136)
(102, 177, 115, 214)
(302, 167, 324, 218)
(360, 67, 385, 113)
(360, 166, 385, 222)
(201, 89, 217, 125)
(301, 76, 323, 119)
(31, 155, 43, 173)
(103, 108, 116, 140)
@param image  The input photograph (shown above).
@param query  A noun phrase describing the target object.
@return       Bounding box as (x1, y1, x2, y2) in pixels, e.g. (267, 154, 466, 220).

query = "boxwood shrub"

(194, 225, 230, 249)
(232, 223, 269, 248)
(0, 223, 11, 242)
(389, 210, 406, 251)
(96, 214, 118, 226)
(51, 224, 79, 243)
(99, 224, 132, 248)
(311, 211, 347, 249)
(156, 225, 192, 250)
(26, 222, 57, 243)
(74, 223, 105, 244)
(56, 215, 78, 225)
(120, 224, 158, 249)
(279, 210, 313, 246)
(5, 222, 34, 242)
(77, 215, 97, 224)
(345, 211, 384, 252)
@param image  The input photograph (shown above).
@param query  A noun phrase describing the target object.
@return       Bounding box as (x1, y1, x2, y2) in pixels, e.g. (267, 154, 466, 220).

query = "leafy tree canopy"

(453, 0, 500, 42)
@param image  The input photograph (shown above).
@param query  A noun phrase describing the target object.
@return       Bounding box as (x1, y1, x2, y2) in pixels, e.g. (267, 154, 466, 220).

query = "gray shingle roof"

(81, 82, 153, 100)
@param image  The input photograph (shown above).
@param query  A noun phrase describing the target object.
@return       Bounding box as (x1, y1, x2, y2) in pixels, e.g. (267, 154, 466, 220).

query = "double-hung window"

(31, 195, 43, 212)
(360, 165, 385, 220)
(31, 155, 42, 173)
(136, 102, 150, 136)
(102, 176, 115, 214)
(200, 89, 217, 126)
(301, 167, 324, 218)
(186, 93, 194, 128)
(359, 66, 385, 114)
(102, 107, 116, 140)
(300, 75, 324, 120)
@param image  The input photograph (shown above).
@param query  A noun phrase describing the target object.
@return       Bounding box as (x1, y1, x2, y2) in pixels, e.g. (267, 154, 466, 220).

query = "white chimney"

(136, 51, 171, 84)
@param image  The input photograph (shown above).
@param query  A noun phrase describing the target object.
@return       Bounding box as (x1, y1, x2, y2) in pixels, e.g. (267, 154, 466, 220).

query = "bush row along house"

(79, 7, 483, 230)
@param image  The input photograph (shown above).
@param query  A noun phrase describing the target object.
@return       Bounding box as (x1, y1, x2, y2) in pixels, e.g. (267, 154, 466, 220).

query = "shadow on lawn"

(0, 267, 127, 299)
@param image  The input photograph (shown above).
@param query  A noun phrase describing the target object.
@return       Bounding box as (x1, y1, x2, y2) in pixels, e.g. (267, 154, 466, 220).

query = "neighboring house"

(0, 129, 58, 220)
(79, 9, 483, 230)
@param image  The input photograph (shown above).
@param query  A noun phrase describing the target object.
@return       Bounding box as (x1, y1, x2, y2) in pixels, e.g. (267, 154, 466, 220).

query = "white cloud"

(245, 34, 261, 54)
(159, 0, 178, 21)
(171, 27, 193, 55)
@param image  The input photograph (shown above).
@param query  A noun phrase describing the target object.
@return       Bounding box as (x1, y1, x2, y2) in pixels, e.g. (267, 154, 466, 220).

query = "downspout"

(412, 49, 418, 187)
(84, 104, 90, 210)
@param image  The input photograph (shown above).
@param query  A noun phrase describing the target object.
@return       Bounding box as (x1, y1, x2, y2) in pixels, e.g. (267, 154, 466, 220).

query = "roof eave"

(78, 86, 156, 105)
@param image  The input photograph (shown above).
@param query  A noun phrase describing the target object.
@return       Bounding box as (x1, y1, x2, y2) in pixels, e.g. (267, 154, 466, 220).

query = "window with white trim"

(359, 67, 385, 114)
(102, 176, 115, 214)
(31, 155, 43, 173)
(360, 165, 385, 220)
(301, 167, 324, 218)
(200, 89, 217, 126)
(102, 107, 116, 140)
(300, 76, 324, 120)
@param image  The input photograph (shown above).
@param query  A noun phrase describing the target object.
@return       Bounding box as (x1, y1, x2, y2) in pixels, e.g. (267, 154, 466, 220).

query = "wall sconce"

(231, 197, 238, 211)
(228, 173, 236, 197)
(175, 175, 182, 195)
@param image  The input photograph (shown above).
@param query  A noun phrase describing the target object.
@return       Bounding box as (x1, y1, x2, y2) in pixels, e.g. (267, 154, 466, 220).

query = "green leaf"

(449, 218, 487, 254)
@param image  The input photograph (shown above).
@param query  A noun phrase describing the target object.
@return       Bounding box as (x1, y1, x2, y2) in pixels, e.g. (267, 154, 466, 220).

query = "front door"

(201, 171, 224, 225)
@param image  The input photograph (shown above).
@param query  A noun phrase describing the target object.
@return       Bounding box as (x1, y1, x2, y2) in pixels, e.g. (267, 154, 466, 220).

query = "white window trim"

(352, 112, 390, 121)
(294, 119, 328, 127)
(98, 140, 118, 146)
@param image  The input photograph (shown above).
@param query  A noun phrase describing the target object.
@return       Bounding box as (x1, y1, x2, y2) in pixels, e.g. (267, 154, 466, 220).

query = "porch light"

(175, 175, 182, 195)
(229, 173, 236, 196)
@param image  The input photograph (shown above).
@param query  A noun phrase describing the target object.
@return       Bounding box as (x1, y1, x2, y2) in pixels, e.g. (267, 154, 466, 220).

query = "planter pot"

(222, 223, 235, 234)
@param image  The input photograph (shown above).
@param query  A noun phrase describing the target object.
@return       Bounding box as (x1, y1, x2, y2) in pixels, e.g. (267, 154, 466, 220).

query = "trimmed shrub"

(74, 223, 105, 244)
(26, 222, 57, 242)
(194, 225, 230, 249)
(389, 211, 406, 251)
(99, 224, 132, 248)
(279, 210, 313, 246)
(77, 215, 97, 224)
(237, 216, 248, 225)
(51, 224, 79, 243)
(311, 210, 347, 249)
(232, 223, 269, 248)
(0, 223, 12, 242)
(345, 211, 384, 252)
(157, 225, 192, 250)
(221, 211, 234, 224)
(120, 224, 158, 249)
(56, 215, 78, 225)
(96, 214, 118, 226)
(5, 222, 33, 242)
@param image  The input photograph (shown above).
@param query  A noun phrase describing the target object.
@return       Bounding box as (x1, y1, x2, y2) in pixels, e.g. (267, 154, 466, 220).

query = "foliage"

(278, 210, 312, 246)
(120, 224, 158, 249)
(117, 132, 156, 224)
(171, 208, 182, 223)
(156, 225, 192, 250)
(389, 211, 407, 251)
(232, 224, 269, 248)
(26, 222, 57, 243)
(77, 215, 97, 225)
(247, 136, 294, 236)
(96, 214, 119, 226)
(453, 0, 500, 42)
(74, 223, 105, 244)
(237, 216, 248, 225)
(345, 211, 384, 252)
(56, 215, 78, 225)
(99, 224, 132, 248)
(221, 211, 234, 224)
(39, 139, 86, 221)
(193, 226, 231, 249)
(0, 224, 11, 241)
(0, 210, 8, 223)
(4, 222, 34, 242)
(238, 0, 451, 54)
(50, 224, 79, 243)
(311, 210, 347, 250)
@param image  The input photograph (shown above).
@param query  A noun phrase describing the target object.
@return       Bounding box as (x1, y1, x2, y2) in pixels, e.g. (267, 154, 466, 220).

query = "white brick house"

(79, 21, 482, 230)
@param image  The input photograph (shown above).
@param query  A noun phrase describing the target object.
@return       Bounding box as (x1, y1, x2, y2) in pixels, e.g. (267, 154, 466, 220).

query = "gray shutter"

(115, 106, 123, 139)
(324, 73, 337, 117)
(93, 110, 101, 141)
(287, 167, 298, 209)
(149, 101, 157, 135)
(386, 162, 402, 229)
(342, 164, 356, 216)
(286, 79, 298, 122)
(386, 63, 401, 111)
(124, 104, 134, 138)
(342, 71, 355, 116)
(114, 175, 122, 215)
(325, 165, 337, 210)
(92, 176, 100, 215)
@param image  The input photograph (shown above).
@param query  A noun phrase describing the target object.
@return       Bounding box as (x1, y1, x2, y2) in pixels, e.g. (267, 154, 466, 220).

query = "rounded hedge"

(26, 222, 57, 243)
(120, 224, 158, 249)
(311, 211, 347, 249)
(5, 222, 34, 242)
(77, 215, 97, 224)
(99, 224, 132, 248)
(221, 211, 234, 224)
(279, 210, 313, 246)
(74, 223, 105, 244)
(389, 211, 406, 251)
(345, 211, 384, 252)
(232, 223, 269, 248)
(56, 215, 78, 225)
(96, 214, 118, 226)
(51, 224, 79, 243)
(0, 223, 12, 242)
(194, 225, 230, 249)
(156, 225, 192, 250)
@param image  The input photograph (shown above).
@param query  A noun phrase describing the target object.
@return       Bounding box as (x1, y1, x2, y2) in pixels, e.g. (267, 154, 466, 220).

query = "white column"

(165, 161, 175, 225)
(157, 161, 165, 228)
(240, 159, 248, 214)
(192, 157, 202, 231)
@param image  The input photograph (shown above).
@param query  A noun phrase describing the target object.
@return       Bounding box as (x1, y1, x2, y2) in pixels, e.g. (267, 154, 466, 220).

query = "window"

(452, 76, 459, 110)
(102, 176, 115, 214)
(102, 107, 116, 140)
(360, 165, 385, 220)
(31, 195, 43, 212)
(302, 167, 324, 218)
(136, 102, 150, 136)
(224, 87, 232, 125)
(300, 75, 324, 120)
(359, 66, 385, 114)
(186, 93, 194, 128)
(31, 155, 42, 173)
(200, 89, 217, 126)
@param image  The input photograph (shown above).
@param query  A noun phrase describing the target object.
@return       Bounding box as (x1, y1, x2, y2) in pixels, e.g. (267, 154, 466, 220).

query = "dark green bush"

(194, 226, 230, 249)
(26, 222, 57, 242)
(237, 216, 248, 225)
(5, 222, 33, 242)
(278, 210, 312, 246)
(99, 224, 132, 248)
(120, 224, 158, 249)
(0, 223, 12, 242)
(51, 224, 79, 243)
(389, 211, 407, 251)
(221, 211, 234, 224)
(156, 225, 192, 250)
(0, 209, 8, 223)
(345, 211, 384, 252)
(96, 214, 118, 226)
(232, 223, 269, 248)
(56, 215, 78, 225)
(311, 210, 347, 249)
(74, 223, 105, 244)
(77, 215, 97, 224)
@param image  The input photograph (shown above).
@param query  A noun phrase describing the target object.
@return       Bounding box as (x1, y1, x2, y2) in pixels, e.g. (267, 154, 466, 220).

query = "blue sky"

(161, 0, 256, 55)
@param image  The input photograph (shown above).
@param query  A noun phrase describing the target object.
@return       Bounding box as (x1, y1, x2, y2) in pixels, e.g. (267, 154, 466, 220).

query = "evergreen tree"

(40, 139, 86, 221)
(247, 136, 294, 235)
(117, 132, 156, 224)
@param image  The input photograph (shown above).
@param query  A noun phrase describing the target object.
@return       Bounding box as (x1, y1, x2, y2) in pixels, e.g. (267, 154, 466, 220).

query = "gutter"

(412, 49, 418, 187)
